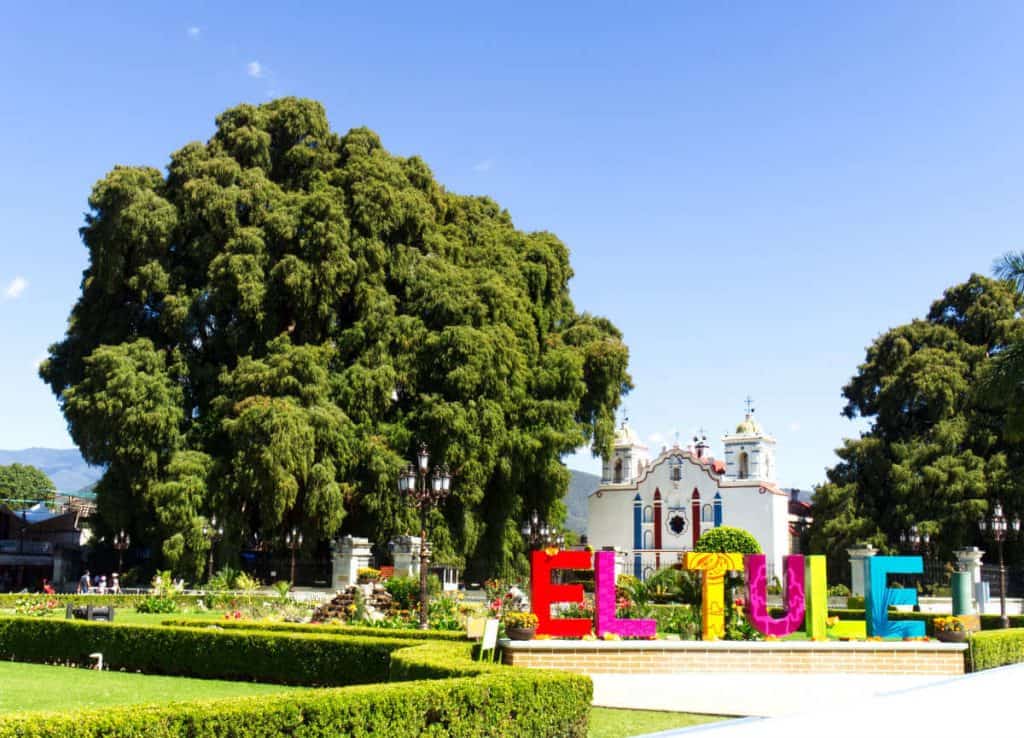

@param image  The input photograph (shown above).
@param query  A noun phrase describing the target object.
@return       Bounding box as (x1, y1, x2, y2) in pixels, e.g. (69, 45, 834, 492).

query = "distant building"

(587, 411, 791, 580)
(0, 502, 91, 591)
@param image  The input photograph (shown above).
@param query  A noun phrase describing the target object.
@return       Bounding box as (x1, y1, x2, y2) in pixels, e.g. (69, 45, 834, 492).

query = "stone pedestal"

(332, 535, 372, 590)
(390, 535, 422, 579)
(954, 547, 986, 613)
(846, 543, 878, 596)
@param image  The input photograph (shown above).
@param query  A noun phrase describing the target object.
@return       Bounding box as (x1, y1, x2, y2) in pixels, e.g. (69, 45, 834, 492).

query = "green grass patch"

(588, 708, 722, 738)
(0, 661, 297, 713)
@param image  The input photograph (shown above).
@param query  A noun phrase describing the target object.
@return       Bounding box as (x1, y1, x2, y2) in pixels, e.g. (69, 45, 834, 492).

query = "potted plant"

(357, 567, 381, 584)
(932, 616, 969, 643)
(503, 611, 539, 641)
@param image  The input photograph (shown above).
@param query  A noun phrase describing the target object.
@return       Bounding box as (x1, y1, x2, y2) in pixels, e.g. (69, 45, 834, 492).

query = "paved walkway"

(591, 672, 947, 717)
(620, 663, 1022, 737)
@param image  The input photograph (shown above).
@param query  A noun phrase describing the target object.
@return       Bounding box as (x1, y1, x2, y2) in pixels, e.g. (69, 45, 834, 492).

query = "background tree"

(0, 464, 57, 508)
(808, 275, 1024, 580)
(40, 98, 631, 579)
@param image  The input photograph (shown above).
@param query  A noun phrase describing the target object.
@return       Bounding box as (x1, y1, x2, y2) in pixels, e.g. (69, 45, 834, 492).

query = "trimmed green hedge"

(0, 616, 591, 737)
(0, 670, 591, 737)
(968, 628, 1024, 671)
(0, 617, 406, 685)
(161, 617, 467, 641)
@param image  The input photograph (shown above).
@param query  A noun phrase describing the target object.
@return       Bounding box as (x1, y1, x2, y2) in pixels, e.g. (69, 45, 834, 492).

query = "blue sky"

(1, 2, 1021, 489)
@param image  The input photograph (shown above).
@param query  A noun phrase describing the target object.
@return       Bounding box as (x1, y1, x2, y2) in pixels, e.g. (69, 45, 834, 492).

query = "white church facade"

(587, 412, 790, 581)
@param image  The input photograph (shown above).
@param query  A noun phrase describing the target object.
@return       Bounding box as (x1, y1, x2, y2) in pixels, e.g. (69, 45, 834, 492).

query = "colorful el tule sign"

(530, 549, 927, 641)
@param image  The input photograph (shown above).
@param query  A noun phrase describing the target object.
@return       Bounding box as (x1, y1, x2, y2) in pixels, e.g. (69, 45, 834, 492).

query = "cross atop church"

(620, 405, 630, 426)
(745, 395, 755, 415)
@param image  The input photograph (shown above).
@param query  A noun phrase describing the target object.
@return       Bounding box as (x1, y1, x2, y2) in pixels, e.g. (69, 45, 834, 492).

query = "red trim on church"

(691, 489, 701, 548)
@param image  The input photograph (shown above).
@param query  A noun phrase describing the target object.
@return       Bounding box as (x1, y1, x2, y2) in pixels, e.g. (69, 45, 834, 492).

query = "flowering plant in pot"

(932, 616, 970, 642)
(503, 611, 539, 640)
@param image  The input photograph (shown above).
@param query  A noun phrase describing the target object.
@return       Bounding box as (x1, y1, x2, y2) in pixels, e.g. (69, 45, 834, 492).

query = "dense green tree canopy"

(0, 464, 57, 507)
(41, 98, 631, 579)
(808, 275, 1024, 577)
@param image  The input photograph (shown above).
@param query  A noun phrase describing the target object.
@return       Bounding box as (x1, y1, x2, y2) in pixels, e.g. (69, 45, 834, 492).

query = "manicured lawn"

(589, 707, 723, 738)
(0, 661, 298, 713)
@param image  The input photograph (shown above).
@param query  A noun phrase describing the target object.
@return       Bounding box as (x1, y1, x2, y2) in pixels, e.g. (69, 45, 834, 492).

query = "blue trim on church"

(633, 493, 642, 577)
(713, 492, 723, 527)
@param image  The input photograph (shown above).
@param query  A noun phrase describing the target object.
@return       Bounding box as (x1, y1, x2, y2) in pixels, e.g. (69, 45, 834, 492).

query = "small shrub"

(694, 526, 762, 555)
(828, 583, 851, 598)
(135, 596, 179, 614)
(385, 576, 419, 610)
(969, 628, 1024, 671)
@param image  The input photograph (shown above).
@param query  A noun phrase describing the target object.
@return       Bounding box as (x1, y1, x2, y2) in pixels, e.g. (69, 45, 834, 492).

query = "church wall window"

(643, 506, 653, 523)
(671, 459, 682, 481)
(702, 504, 713, 523)
(738, 452, 749, 479)
(643, 529, 654, 549)
(614, 458, 623, 483)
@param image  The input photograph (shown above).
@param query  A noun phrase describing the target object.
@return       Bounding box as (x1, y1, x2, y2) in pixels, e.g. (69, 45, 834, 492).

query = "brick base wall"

(501, 640, 966, 676)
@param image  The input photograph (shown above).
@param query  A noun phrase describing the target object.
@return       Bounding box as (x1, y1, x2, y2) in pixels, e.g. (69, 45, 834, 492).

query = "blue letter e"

(865, 556, 926, 638)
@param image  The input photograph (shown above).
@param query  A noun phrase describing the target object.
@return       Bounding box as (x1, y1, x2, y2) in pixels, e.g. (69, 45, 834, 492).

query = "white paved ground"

(590, 672, 947, 717)
(618, 663, 1022, 737)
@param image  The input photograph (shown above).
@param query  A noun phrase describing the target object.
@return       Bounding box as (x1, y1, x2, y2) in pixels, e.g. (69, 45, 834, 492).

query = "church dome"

(614, 422, 644, 448)
(735, 414, 762, 435)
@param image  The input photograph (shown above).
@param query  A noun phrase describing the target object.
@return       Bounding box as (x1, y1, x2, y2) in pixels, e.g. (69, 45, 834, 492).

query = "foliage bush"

(0, 618, 404, 686)
(968, 628, 1024, 671)
(385, 575, 420, 610)
(694, 526, 762, 554)
(135, 596, 179, 614)
(827, 583, 851, 598)
(160, 618, 468, 641)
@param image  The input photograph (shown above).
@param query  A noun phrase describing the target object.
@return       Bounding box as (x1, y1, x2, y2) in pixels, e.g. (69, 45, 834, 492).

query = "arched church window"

(702, 504, 713, 523)
(643, 506, 653, 523)
(738, 452, 749, 480)
(643, 529, 654, 549)
(614, 458, 623, 483)
(713, 492, 723, 527)
(671, 457, 682, 481)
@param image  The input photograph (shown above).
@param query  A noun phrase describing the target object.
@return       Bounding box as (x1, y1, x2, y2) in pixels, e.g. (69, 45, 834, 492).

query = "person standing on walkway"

(78, 570, 91, 594)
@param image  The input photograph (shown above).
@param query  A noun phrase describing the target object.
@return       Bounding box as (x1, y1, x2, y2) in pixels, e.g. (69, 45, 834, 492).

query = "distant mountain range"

(0, 448, 103, 494)
(565, 469, 599, 535)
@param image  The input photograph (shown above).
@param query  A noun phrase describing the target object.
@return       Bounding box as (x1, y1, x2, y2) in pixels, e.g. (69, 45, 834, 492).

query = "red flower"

(734, 597, 745, 607)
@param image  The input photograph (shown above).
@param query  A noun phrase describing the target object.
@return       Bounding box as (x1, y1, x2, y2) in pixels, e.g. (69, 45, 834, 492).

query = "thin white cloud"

(187, 26, 201, 39)
(789, 422, 801, 432)
(647, 432, 664, 445)
(3, 276, 27, 300)
(472, 159, 493, 173)
(247, 61, 264, 79)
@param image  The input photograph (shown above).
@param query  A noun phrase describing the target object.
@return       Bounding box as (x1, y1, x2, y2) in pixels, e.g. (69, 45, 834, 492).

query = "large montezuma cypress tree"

(42, 98, 631, 580)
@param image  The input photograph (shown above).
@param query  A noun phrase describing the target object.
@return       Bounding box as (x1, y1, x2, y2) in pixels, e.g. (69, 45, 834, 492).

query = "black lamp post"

(285, 527, 304, 585)
(979, 502, 1021, 629)
(521, 509, 565, 550)
(899, 525, 930, 554)
(397, 444, 452, 630)
(201, 516, 224, 581)
(112, 529, 130, 573)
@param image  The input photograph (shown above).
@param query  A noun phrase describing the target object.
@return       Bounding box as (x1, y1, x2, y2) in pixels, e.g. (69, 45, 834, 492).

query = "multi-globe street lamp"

(979, 502, 1021, 629)
(521, 509, 564, 550)
(397, 444, 452, 630)
(899, 525, 930, 554)
(285, 526, 304, 585)
(112, 529, 130, 573)
(202, 516, 223, 581)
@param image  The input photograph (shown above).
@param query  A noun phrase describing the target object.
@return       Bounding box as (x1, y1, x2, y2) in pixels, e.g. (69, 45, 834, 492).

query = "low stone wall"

(501, 639, 967, 676)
